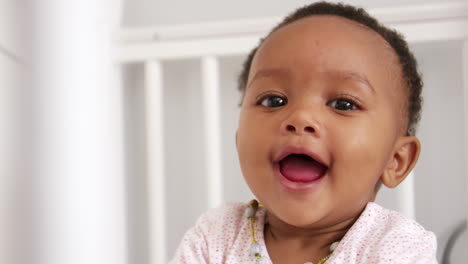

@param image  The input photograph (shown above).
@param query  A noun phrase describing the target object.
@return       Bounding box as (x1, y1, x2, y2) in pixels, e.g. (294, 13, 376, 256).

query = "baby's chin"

(265, 202, 332, 229)
(264, 196, 367, 232)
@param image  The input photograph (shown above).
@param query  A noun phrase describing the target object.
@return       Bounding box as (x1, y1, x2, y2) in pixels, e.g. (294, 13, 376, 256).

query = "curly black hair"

(238, 1, 422, 136)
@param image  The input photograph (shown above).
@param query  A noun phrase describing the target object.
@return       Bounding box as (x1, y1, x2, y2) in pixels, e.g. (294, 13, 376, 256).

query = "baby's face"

(236, 16, 406, 228)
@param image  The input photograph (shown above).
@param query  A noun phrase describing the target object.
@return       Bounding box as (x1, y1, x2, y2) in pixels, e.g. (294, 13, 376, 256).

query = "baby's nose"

(280, 110, 320, 136)
(285, 124, 315, 134)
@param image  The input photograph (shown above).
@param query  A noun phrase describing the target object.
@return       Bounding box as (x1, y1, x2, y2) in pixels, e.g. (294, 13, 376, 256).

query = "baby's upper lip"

(274, 145, 329, 167)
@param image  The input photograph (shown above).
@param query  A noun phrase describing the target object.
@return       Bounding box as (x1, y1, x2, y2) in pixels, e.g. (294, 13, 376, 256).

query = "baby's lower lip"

(273, 163, 326, 192)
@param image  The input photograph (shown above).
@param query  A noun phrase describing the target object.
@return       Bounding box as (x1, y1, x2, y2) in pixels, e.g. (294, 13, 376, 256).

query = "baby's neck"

(263, 213, 358, 264)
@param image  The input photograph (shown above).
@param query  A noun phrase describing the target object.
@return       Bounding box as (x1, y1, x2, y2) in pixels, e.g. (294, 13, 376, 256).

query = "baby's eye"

(328, 99, 357, 111)
(258, 95, 287, 108)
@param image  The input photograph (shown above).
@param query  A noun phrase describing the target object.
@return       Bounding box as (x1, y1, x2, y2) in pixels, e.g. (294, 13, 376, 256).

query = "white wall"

(0, 51, 24, 264)
(0, 1, 29, 264)
(121, 0, 463, 27)
(413, 40, 467, 261)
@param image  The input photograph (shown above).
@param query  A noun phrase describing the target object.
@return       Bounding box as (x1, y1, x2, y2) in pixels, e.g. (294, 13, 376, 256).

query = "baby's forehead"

(263, 15, 398, 63)
(252, 16, 402, 86)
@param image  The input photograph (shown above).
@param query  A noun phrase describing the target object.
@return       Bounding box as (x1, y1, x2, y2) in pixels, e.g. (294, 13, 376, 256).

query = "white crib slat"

(396, 171, 416, 219)
(144, 61, 166, 264)
(462, 40, 468, 231)
(201, 56, 223, 209)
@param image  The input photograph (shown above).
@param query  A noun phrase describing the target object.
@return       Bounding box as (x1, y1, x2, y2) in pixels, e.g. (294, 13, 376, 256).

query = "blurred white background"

(1, 0, 467, 264)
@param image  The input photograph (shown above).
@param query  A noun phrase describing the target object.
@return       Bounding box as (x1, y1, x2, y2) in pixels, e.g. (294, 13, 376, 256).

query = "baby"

(170, 2, 437, 264)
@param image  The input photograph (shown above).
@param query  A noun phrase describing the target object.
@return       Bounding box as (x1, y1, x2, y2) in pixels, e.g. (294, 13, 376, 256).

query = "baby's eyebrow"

(247, 68, 290, 88)
(248, 68, 376, 94)
(329, 70, 376, 94)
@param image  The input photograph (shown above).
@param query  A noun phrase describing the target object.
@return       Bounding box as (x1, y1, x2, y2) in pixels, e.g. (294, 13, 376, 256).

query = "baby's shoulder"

(365, 202, 434, 238)
(344, 202, 437, 262)
(169, 202, 252, 263)
(193, 201, 249, 236)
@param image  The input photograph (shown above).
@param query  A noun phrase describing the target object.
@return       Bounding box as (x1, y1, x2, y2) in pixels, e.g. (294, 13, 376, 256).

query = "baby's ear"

(381, 136, 421, 188)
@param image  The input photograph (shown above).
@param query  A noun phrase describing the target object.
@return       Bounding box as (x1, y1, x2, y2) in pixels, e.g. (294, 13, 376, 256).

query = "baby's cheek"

(333, 128, 389, 178)
(237, 132, 267, 174)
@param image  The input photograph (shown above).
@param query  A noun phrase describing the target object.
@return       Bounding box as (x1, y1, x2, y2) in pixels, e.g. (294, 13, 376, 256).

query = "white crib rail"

(463, 40, 468, 238)
(114, 2, 468, 263)
(395, 171, 416, 219)
(144, 61, 166, 264)
(201, 56, 223, 209)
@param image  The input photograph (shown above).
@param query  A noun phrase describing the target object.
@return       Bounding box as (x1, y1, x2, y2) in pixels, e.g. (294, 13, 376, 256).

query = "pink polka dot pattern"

(169, 202, 437, 264)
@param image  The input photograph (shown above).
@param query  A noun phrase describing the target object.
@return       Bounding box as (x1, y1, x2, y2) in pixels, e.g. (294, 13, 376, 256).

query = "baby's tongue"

(279, 154, 327, 182)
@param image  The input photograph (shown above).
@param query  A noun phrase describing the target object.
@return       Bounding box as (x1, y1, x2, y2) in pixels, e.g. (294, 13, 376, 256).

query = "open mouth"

(279, 154, 328, 183)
